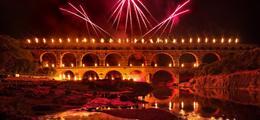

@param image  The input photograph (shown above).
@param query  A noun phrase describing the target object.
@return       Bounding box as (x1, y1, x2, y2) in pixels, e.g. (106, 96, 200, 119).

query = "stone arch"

(105, 70, 123, 80)
(82, 53, 99, 66)
(151, 70, 175, 85)
(63, 70, 75, 80)
(105, 53, 122, 66)
(129, 70, 146, 82)
(62, 52, 77, 67)
(82, 70, 99, 81)
(151, 53, 174, 67)
(128, 53, 145, 66)
(202, 53, 221, 64)
(152, 87, 173, 100)
(145, 88, 178, 104)
(40, 52, 57, 67)
(179, 52, 198, 68)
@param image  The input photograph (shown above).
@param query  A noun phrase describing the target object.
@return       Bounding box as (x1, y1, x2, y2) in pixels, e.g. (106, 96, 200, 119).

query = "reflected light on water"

(210, 116, 216, 120)
(168, 102, 172, 110)
(141, 88, 243, 120)
(142, 104, 145, 108)
(181, 101, 184, 109)
(155, 102, 158, 109)
(41, 88, 257, 120)
(193, 101, 199, 112)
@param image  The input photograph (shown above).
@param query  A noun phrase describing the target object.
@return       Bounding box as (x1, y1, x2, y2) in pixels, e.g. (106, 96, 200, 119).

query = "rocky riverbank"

(181, 69, 260, 90)
(0, 80, 152, 120)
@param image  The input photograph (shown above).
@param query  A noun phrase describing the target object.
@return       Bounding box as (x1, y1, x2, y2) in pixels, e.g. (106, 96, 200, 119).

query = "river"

(142, 87, 260, 119)
(40, 87, 260, 120)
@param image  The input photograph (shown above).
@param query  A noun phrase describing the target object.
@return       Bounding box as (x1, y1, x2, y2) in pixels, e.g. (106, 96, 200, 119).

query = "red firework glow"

(59, 0, 191, 38)
(60, 3, 111, 37)
(143, 0, 191, 37)
(109, 0, 156, 35)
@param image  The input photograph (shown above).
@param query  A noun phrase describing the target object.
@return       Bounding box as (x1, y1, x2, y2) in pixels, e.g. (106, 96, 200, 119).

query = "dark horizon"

(0, 0, 258, 45)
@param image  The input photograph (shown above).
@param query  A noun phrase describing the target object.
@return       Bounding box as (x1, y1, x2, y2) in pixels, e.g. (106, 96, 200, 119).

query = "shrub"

(196, 48, 260, 76)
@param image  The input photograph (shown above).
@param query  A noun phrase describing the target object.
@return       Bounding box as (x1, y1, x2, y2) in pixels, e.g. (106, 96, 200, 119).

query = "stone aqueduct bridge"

(23, 38, 255, 83)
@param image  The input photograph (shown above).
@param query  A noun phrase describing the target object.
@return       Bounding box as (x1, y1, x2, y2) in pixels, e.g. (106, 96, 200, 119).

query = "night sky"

(0, 0, 258, 44)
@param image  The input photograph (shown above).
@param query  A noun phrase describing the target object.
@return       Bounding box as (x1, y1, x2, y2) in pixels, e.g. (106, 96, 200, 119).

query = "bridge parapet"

(22, 37, 256, 50)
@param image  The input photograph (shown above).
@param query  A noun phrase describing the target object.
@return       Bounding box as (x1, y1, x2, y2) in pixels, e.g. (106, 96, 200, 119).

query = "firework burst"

(109, 0, 156, 35)
(60, 2, 111, 37)
(143, 0, 191, 37)
(59, 0, 191, 38)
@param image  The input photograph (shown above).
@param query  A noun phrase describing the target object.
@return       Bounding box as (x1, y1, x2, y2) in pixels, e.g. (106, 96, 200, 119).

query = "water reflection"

(141, 87, 260, 120)
(41, 87, 260, 120)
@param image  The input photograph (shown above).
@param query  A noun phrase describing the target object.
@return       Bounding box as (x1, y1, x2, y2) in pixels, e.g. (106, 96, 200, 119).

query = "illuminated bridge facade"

(23, 37, 255, 84)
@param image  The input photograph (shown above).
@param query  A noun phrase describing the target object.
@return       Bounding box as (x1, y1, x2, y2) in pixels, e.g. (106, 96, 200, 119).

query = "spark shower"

(60, 0, 191, 38)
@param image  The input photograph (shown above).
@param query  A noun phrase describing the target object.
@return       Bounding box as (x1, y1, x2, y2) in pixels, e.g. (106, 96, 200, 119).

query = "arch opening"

(128, 54, 145, 66)
(179, 53, 197, 68)
(151, 70, 174, 86)
(105, 53, 122, 66)
(82, 54, 99, 66)
(62, 53, 76, 67)
(41, 53, 56, 67)
(63, 70, 75, 80)
(130, 70, 145, 82)
(105, 70, 123, 80)
(82, 71, 99, 81)
(151, 53, 173, 67)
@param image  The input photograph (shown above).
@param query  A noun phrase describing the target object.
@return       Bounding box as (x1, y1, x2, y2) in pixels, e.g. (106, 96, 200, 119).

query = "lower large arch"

(179, 53, 197, 68)
(82, 71, 99, 81)
(105, 70, 123, 80)
(151, 70, 174, 86)
(63, 70, 75, 80)
(41, 52, 56, 67)
(62, 53, 77, 67)
(105, 53, 122, 66)
(202, 53, 220, 64)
